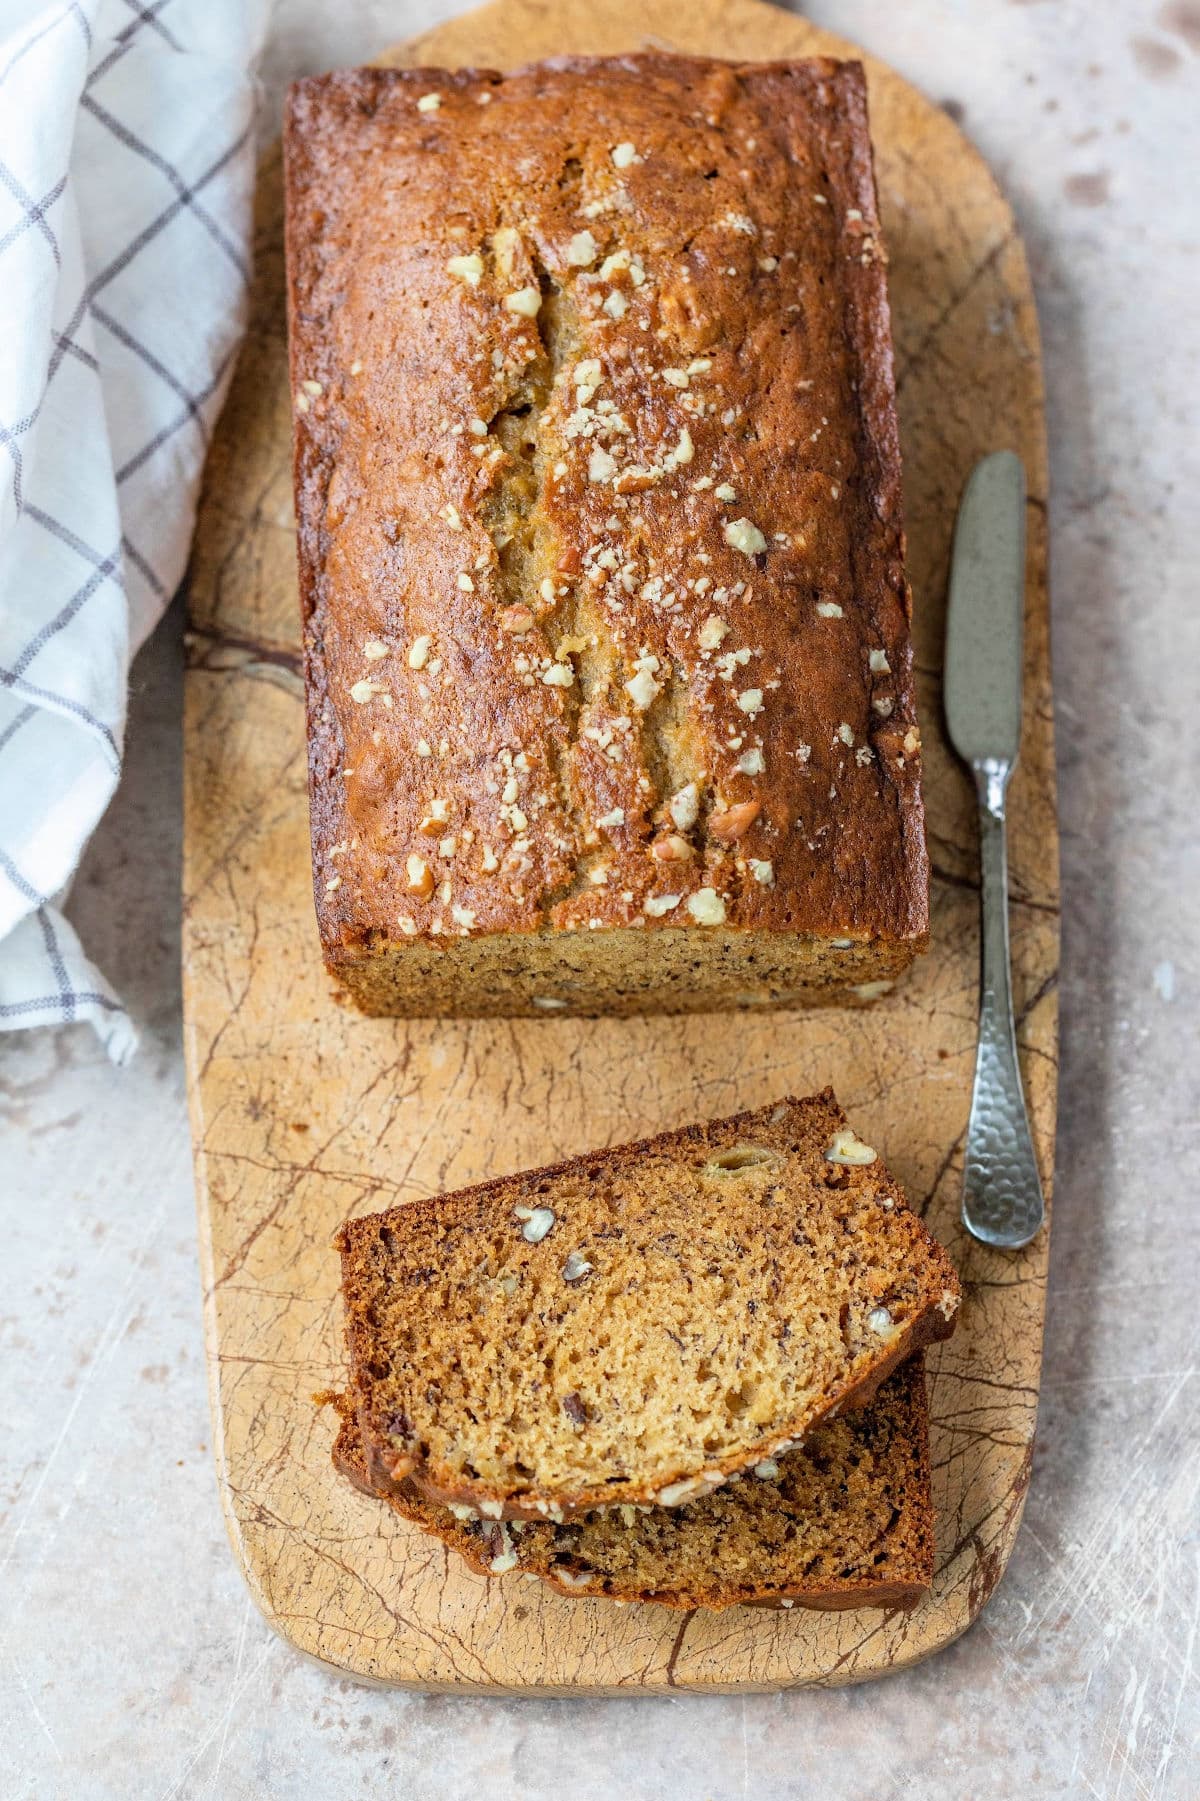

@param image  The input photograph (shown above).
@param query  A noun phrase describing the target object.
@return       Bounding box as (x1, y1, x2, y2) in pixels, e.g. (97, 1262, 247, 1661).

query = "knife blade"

(944, 450, 1045, 1249)
(945, 450, 1027, 767)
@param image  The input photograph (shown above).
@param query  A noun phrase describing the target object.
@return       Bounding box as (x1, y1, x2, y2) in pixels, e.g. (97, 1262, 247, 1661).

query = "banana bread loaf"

(284, 53, 928, 1016)
(332, 1359, 935, 1612)
(336, 1092, 959, 1521)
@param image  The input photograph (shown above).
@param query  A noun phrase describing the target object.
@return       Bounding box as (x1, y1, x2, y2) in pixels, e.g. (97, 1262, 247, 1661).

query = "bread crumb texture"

(285, 54, 929, 1015)
(336, 1093, 959, 1520)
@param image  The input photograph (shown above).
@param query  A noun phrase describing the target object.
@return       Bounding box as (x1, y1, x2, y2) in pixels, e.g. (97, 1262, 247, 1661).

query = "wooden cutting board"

(183, 0, 1057, 1692)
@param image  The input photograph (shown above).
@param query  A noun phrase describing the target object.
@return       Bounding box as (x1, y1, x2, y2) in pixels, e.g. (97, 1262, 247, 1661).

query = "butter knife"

(944, 450, 1045, 1248)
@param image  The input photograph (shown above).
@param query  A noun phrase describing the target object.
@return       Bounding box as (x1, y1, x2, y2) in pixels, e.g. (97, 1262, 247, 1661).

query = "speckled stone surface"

(1, 3, 1196, 1796)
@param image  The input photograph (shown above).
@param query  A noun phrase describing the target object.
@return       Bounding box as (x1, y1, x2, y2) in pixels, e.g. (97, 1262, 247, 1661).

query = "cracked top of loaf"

(284, 53, 928, 954)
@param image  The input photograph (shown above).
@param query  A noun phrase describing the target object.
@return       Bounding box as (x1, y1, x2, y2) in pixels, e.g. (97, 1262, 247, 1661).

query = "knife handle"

(962, 759, 1045, 1248)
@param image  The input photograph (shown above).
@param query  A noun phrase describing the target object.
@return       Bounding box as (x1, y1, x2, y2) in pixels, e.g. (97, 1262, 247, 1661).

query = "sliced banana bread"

(333, 1359, 935, 1612)
(336, 1091, 959, 1521)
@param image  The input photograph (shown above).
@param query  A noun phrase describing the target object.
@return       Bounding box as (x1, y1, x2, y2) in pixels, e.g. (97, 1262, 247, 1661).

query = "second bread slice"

(338, 1091, 959, 1520)
(333, 1359, 935, 1612)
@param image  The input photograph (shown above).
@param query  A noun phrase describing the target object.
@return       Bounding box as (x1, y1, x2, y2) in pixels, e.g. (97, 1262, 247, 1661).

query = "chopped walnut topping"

(652, 834, 694, 863)
(505, 286, 542, 317)
(869, 649, 891, 673)
(596, 807, 625, 830)
(614, 463, 656, 495)
(405, 854, 433, 898)
(610, 141, 641, 169)
(602, 290, 627, 320)
(574, 357, 602, 403)
(748, 857, 775, 886)
(566, 229, 599, 267)
(836, 722, 855, 746)
(737, 747, 765, 776)
(644, 893, 682, 917)
(542, 662, 574, 688)
(440, 503, 462, 530)
(668, 783, 700, 830)
(588, 446, 617, 483)
(446, 252, 483, 286)
(716, 647, 752, 680)
(491, 224, 521, 277)
(714, 483, 738, 502)
(698, 614, 729, 651)
(709, 800, 761, 842)
(416, 92, 441, 112)
(562, 1250, 593, 1282)
(624, 655, 660, 710)
(687, 887, 727, 926)
(407, 636, 432, 669)
(816, 601, 844, 618)
(363, 639, 389, 660)
(457, 572, 475, 592)
(349, 679, 382, 703)
(498, 605, 534, 634)
(724, 517, 768, 557)
(664, 427, 694, 469)
(903, 727, 921, 756)
(451, 904, 476, 930)
(662, 367, 690, 388)
(481, 845, 499, 872)
(737, 688, 764, 717)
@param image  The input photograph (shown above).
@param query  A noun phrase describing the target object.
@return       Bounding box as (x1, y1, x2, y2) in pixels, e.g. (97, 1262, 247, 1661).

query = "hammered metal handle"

(961, 760, 1045, 1248)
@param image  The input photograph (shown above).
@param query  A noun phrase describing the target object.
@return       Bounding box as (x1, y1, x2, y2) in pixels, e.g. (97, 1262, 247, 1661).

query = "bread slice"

(332, 1360, 935, 1612)
(336, 1091, 959, 1521)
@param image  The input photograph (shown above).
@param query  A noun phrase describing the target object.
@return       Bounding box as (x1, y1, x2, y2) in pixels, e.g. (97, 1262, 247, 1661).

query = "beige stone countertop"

(2, 2, 1197, 1796)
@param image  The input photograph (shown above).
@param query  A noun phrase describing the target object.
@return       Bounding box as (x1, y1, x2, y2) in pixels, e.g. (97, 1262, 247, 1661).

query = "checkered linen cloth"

(0, 0, 268, 1062)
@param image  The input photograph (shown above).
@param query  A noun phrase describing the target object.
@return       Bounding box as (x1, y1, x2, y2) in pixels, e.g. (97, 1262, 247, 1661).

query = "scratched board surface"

(182, 0, 1058, 1690)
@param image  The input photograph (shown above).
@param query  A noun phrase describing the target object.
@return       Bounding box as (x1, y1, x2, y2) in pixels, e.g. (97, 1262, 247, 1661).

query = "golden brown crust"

(330, 1359, 934, 1612)
(336, 1091, 959, 1521)
(284, 54, 928, 1014)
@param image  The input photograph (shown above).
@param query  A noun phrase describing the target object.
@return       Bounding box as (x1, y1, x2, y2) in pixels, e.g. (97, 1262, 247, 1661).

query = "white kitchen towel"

(0, 0, 270, 1063)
